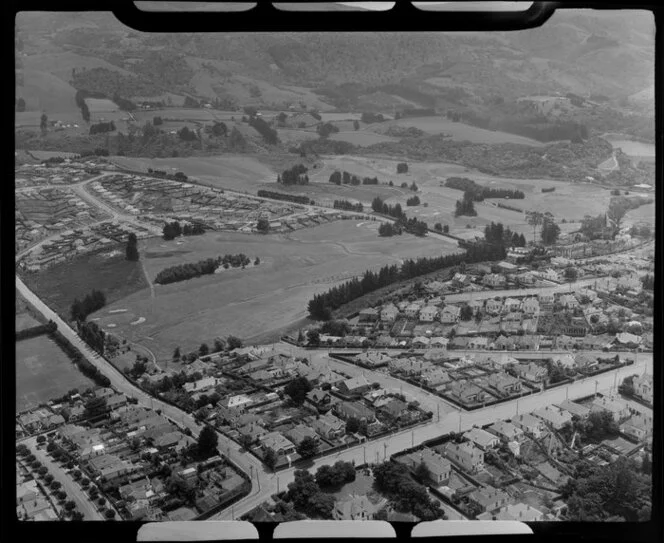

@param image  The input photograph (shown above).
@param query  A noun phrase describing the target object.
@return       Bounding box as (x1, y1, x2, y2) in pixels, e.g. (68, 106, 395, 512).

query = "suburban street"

(24, 436, 105, 521)
(16, 274, 652, 522)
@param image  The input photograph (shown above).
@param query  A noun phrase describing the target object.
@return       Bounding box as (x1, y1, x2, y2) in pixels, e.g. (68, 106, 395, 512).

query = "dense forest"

(333, 200, 363, 212)
(308, 242, 506, 320)
(70, 290, 106, 322)
(278, 164, 309, 186)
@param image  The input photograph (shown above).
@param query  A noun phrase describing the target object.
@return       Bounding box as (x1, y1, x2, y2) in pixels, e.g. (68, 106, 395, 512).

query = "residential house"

(485, 298, 504, 315)
(515, 334, 541, 351)
(463, 427, 500, 450)
(425, 280, 447, 294)
(334, 401, 376, 423)
(419, 306, 440, 323)
(220, 394, 253, 410)
(355, 351, 392, 368)
(467, 336, 489, 350)
(237, 423, 268, 444)
(380, 304, 400, 323)
(615, 332, 643, 348)
(483, 274, 506, 288)
(404, 303, 422, 319)
(412, 336, 431, 349)
(119, 479, 154, 502)
(378, 398, 412, 424)
(305, 389, 335, 413)
(532, 406, 573, 430)
(397, 447, 452, 484)
(440, 305, 461, 324)
(259, 432, 296, 459)
(491, 335, 516, 351)
(448, 381, 486, 404)
(429, 337, 449, 349)
(521, 298, 540, 316)
(452, 273, 471, 287)
(513, 362, 547, 383)
(183, 376, 222, 394)
(632, 374, 653, 404)
(358, 308, 379, 323)
(478, 502, 544, 521)
(338, 375, 372, 396)
(88, 454, 138, 483)
(421, 368, 451, 388)
(487, 373, 522, 396)
(388, 358, 429, 375)
(468, 486, 513, 514)
(559, 294, 579, 310)
(311, 413, 346, 440)
(285, 424, 321, 446)
(487, 421, 524, 443)
(581, 334, 614, 351)
(538, 269, 560, 283)
(590, 396, 631, 422)
(556, 400, 591, 420)
(619, 413, 652, 442)
(442, 441, 485, 473)
(554, 335, 578, 350)
(511, 414, 545, 438)
(574, 353, 599, 371)
(502, 298, 521, 313)
(333, 494, 379, 520)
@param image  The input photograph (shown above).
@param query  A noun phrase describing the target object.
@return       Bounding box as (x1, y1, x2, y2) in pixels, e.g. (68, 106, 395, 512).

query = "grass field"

(87, 221, 457, 361)
(329, 131, 398, 146)
(16, 335, 95, 412)
(109, 154, 275, 192)
(371, 117, 545, 146)
(21, 246, 148, 322)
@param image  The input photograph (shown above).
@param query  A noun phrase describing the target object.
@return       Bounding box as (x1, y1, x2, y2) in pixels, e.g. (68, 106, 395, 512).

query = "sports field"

(88, 220, 458, 361)
(16, 335, 94, 412)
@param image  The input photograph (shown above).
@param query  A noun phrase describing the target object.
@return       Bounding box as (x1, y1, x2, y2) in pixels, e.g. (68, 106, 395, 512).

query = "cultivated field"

(88, 221, 457, 361)
(16, 335, 95, 412)
(371, 117, 545, 146)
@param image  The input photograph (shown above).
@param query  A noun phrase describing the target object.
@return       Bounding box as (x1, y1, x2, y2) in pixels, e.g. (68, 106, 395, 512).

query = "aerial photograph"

(15, 3, 654, 525)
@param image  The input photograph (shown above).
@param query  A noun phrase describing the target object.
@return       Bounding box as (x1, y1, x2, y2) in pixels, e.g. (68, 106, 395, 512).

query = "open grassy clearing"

(370, 117, 545, 146)
(624, 202, 655, 227)
(16, 335, 95, 412)
(89, 221, 456, 361)
(21, 246, 149, 322)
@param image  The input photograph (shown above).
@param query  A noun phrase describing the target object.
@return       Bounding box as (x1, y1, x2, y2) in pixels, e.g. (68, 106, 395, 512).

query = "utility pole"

(437, 403, 440, 422)
(411, 429, 414, 448)
(383, 442, 387, 461)
(277, 476, 280, 494)
(363, 446, 366, 465)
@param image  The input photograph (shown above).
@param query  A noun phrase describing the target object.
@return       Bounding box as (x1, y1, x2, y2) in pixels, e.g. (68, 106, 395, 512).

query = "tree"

(40, 113, 48, 135)
(434, 223, 443, 232)
(284, 377, 313, 406)
(296, 436, 318, 458)
(38, 466, 48, 476)
(540, 216, 561, 245)
(413, 461, 432, 484)
(526, 211, 544, 244)
(125, 232, 139, 261)
(307, 330, 320, 347)
(105, 509, 116, 519)
(264, 448, 278, 470)
(256, 218, 270, 233)
(44, 474, 54, 484)
(607, 198, 630, 239)
(97, 497, 106, 507)
(397, 163, 408, 174)
(37, 435, 46, 444)
(17, 97, 26, 112)
(564, 267, 578, 281)
(199, 343, 209, 356)
(227, 336, 243, 350)
(196, 425, 218, 459)
(459, 305, 473, 321)
(64, 500, 76, 512)
(353, 120, 360, 130)
(173, 346, 181, 360)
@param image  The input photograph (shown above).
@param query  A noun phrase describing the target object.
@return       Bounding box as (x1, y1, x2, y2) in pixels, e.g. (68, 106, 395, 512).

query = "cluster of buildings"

(15, 186, 107, 256)
(14, 160, 98, 189)
(16, 463, 59, 521)
(138, 350, 429, 470)
(90, 174, 346, 235)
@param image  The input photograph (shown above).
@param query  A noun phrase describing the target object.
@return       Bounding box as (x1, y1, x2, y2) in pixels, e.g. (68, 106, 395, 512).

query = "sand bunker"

(108, 309, 128, 314)
(107, 323, 117, 328)
(130, 317, 146, 325)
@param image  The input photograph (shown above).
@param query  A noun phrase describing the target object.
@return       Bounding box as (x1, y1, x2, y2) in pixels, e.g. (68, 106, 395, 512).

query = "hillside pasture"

(89, 221, 457, 360)
(109, 154, 275, 192)
(16, 335, 95, 412)
(371, 116, 545, 146)
(329, 131, 398, 146)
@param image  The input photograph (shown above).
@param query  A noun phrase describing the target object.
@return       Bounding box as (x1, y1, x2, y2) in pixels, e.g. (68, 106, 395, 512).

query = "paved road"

(211, 343, 651, 520)
(15, 275, 270, 507)
(24, 436, 104, 521)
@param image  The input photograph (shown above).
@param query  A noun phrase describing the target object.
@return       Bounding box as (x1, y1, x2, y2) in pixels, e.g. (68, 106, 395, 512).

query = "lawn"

(16, 335, 95, 412)
(87, 221, 457, 361)
(321, 472, 382, 503)
(329, 131, 398, 147)
(21, 245, 148, 322)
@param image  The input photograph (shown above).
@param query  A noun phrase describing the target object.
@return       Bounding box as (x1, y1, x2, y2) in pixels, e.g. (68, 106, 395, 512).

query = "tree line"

(317, 122, 340, 138)
(16, 320, 57, 341)
(445, 177, 525, 200)
(125, 232, 140, 261)
(112, 93, 137, 111)
(162, 221, 205, 240)
(308, 242, 505, 320)
(50, 329, 111, 388)
(406, 195, 420, 206)
(70, 290, 106, 322)
(484, 222, 526, 247)
(74, 89, 105, 122)
(371, 196, 428, 236)
(89, 121, 116, 135)
(278, 164, 309, 186)
(154, 254, 253, 285)
(248, 115, 279, 144)
(257, 190, 314, 206)
(454, 192, 477, 217)
(378, 222, 402, 237)
(329, 170, 379, 186)
(333, 200, 364, 212)
(78, 320, 106, 355)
